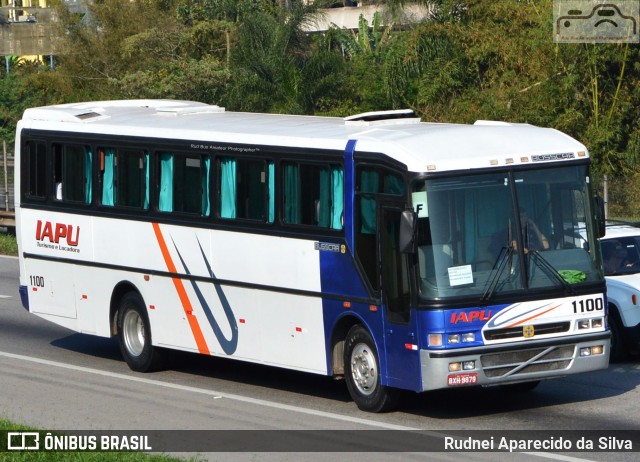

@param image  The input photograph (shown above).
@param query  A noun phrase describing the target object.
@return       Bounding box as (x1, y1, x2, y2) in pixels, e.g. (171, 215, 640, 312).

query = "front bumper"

(420, 331, 611, 391)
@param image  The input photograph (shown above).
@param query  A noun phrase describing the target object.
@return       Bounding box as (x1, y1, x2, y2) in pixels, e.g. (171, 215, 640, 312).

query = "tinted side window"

(53, 144, 91, 204)
(219, 157, 273, 222)
(282, 161, 343, 229)
(25, 141, 47, 200)
(158, 152, 211, 216)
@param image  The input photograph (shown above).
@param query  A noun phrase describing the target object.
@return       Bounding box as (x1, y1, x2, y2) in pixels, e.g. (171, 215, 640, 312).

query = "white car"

(601, 223, 640, 361)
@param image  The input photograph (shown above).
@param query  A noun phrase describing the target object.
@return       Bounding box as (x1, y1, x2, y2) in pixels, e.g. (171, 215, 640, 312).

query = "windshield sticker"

(448, 265, 474, 286)
(412, 191, 428, 218)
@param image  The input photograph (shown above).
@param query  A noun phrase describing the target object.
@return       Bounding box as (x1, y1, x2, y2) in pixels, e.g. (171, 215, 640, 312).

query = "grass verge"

(0, 228, 18, 256)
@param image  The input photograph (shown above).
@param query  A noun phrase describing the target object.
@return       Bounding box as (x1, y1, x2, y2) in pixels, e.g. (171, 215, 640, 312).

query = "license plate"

(447, 372, 478, 386)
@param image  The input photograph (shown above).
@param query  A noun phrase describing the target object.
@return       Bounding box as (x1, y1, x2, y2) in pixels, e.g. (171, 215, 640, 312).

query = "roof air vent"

(344, 109, 420, 126)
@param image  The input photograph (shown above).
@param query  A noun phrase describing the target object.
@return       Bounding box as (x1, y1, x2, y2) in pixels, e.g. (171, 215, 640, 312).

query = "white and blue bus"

(15, 100, 610, 412)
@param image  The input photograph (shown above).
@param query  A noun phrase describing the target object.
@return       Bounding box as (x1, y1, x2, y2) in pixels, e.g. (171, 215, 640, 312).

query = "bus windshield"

(412, 164, 601, 301)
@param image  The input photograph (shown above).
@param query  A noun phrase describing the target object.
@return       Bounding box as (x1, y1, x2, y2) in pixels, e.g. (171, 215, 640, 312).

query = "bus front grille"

(483, 322, 570, 341)
(480, 345, 575, 378)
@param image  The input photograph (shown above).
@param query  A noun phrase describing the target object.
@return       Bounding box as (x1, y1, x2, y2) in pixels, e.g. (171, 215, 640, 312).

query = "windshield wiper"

(481, 245, 514, 302)
(529, 250, 576, 295)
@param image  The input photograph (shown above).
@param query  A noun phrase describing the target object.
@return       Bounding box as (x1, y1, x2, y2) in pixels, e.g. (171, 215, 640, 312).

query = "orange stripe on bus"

(506, 304, 561, 328)
(152, 222, 210, 355)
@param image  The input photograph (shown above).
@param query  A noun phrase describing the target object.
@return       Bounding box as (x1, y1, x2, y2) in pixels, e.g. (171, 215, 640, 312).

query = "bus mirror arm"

(399, 209, 418, 254)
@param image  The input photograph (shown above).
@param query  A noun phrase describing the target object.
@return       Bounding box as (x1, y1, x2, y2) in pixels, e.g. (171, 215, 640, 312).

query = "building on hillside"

(302, 1, 431, 32)
(0, 0, 84, 70)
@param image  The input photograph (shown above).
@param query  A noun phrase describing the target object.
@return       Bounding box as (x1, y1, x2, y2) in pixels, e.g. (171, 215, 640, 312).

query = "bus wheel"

(117, 292, 165, 372)
(344, 325, 399, 413)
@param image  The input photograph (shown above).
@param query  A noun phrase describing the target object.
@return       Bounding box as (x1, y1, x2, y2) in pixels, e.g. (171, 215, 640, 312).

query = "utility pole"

(3, 140, 8, 212)
(603, 174, 608, 220)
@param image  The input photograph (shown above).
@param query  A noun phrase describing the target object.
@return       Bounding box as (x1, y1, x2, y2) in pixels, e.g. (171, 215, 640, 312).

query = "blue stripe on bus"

(343, 140, 357, 253)
(19, 285, 29, 311)
(172, 235, 239, 355)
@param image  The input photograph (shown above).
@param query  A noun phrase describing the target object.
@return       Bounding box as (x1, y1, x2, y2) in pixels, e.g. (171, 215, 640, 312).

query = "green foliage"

(2, 0, 640, 211)
(0, 229, 17, 256)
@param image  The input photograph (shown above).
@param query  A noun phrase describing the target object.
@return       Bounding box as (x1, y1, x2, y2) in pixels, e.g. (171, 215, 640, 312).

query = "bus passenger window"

(158, 152, 210, 216)
(101, 148, 149, 209)
(24, 142, 47, 199)
(282, 162, 343, 229)
(219, 157, 274, 222)
(53, 144, 92, 204)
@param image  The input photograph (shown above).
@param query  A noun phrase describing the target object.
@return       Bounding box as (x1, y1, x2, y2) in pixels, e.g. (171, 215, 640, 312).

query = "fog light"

(591, 318, 603, 329)
(462, 360, 475, 370)
(429, 334, 443, 347)
(449, 362, 462, 372)
(592, 345, 604, 355)
(448, 334, 460, 344)
(580, 347, 591, 356)
(462, 332, 475, 343)
(578, 320, 590, 329)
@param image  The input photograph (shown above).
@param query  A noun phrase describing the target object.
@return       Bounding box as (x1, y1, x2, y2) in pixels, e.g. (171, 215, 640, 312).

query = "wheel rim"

(122, 309, 145, 357)
(350, 342, 378, 396)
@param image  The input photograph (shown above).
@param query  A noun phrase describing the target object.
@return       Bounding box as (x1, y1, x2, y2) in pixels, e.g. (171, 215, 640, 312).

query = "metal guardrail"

(1, 140, 15, 229)
(0, 210, 15, 228)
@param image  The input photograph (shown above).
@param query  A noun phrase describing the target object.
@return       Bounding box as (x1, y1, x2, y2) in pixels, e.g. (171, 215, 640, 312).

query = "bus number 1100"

(30, 275, 45, 288)
(572, 297, 604, 313)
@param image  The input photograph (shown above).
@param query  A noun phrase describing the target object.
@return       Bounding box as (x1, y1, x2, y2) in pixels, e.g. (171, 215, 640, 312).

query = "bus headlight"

(580, 345, 604, 356)
(578, 320, 590, 329)
(447, 333, 475, 344)
(462, 332, 475, 342)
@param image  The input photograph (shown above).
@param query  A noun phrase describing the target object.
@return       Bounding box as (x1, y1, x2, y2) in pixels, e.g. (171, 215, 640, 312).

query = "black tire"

(608, 309, 627, 363)
(117, 292, 165, 372)
(344, 325, 399, 413)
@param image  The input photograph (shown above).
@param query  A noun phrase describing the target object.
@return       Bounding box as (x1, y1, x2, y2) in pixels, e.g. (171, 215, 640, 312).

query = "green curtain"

(220, 158, 236, 218)
(85, 148, 93, 204)
(102, 148, 115, 206)
(268, 162, 275, 223)
(144, 152, 150, 210)
(202, 156, 211, 216)
(283, 164, 299, 224)
(331, 166, 344, 230)
(159, 152, 173, 212)
(360, 170, 379, 234)
(385, 174, 405, 195)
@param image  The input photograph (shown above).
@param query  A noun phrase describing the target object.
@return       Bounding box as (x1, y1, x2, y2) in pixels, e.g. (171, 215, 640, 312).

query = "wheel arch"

(110, 281, 143, 337)
(329, 313, 373, 377)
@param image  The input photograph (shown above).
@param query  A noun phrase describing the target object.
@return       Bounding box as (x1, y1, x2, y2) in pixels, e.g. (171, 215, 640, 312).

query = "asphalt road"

(1, 255, 639, 462)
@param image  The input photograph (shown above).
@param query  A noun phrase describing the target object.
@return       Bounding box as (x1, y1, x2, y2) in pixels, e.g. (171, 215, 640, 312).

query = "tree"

(226, 1, 344, 113)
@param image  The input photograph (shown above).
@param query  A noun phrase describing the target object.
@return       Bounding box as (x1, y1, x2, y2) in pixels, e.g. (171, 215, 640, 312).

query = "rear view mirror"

(399, 210, 417, 253)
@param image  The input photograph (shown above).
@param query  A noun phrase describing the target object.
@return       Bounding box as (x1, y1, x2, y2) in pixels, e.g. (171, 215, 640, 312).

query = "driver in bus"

(489, 207, 550, 258)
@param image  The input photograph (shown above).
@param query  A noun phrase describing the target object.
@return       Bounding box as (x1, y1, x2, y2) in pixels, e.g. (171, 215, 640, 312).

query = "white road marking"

(0, 295, 11, 299)
(0, 350, 415, 430)
(0, 349, 599, 461)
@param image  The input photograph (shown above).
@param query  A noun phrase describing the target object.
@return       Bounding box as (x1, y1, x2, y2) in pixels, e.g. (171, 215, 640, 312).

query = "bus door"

(380, 203, 421, 390)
